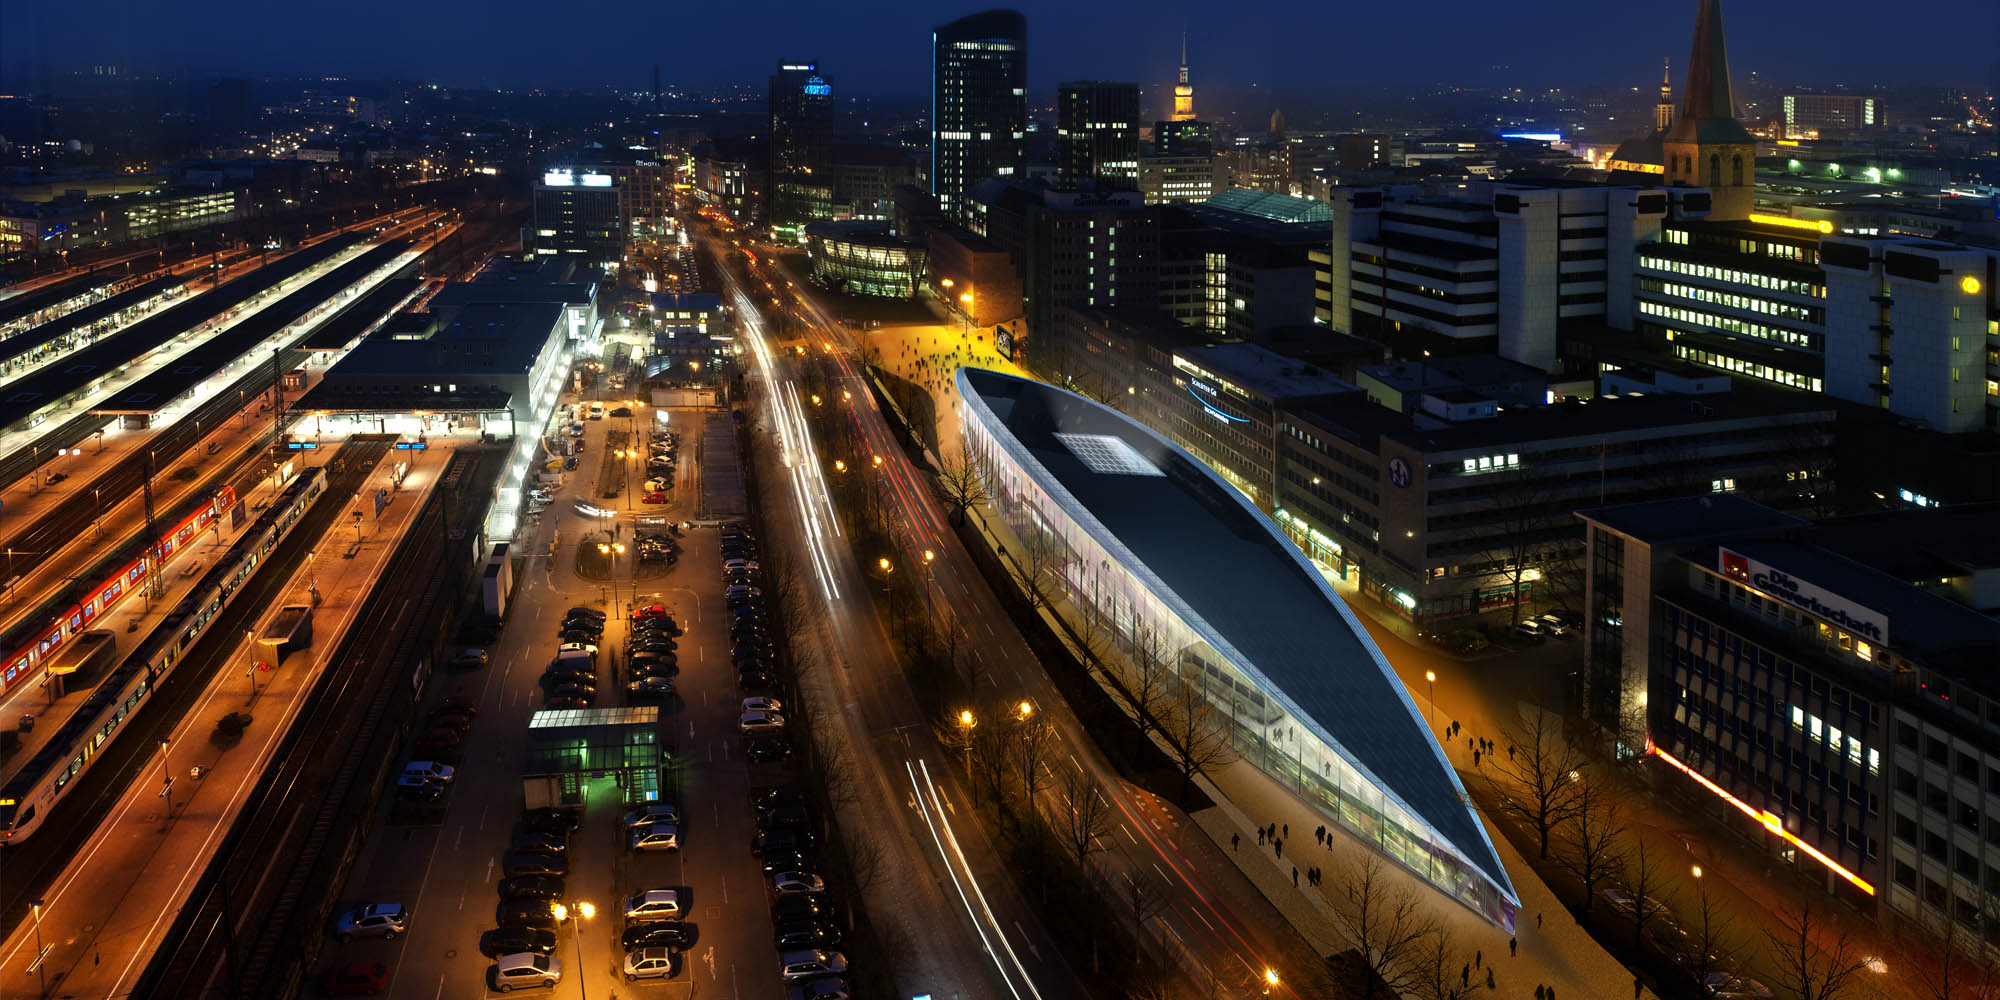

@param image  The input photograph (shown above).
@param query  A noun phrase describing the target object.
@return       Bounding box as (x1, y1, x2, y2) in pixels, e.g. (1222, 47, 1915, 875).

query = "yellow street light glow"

(1017, 700, 1033, 719)
(811, 394, 822, 405)
(553, 903, 569, 921)
(878, 557, 892, 572)
(1963, 276, 1982, 295)
(923, 549, 935, 563)
(832, 459, 846, 472)
(576, 901, 595, 919)
(1691, 865, 1703, 878)
(940, 278, 954, 288)
(1747, 213, 1834, 234)
(1264, 968, 1281, 987)
(871, 455, 883, 467)
(1425, 670, 1436, 683)
(958, 709, 975, 727)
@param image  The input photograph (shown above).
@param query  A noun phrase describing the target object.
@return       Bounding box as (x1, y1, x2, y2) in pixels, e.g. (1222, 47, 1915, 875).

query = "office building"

(555, 148, 674, 236)
(924, 223, 1023, 327)
(1139, 153, 1222, 205)
(1156, 119, 1213, 156)
(828, 144, 912, 221)
(958, 367, 1520, 928)
(1783, 93, 1880, 139)
(531, 168, 625, 261)
(1275, 380, 1833, 623)
(1056, 82, 1140, 189)
(771, 62, 836, 236)
(1579, 494, 2000, 925)
(965, 180, 1159, 355)
(693, 139, 764, 226)
(1335, 134, 1391, 173)
(932, 9, 1028, 223)
(1158, 190, 1326, 342)
(1660, 0, 1754, 221)
(1322, 180, 1670, 369)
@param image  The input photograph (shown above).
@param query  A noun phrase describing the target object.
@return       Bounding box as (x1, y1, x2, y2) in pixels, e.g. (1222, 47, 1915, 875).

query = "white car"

(771, 871, 824, 896)
(630, 825, 680, 852)
(742, 696, 784, 714)
(493, 952, 562, 992)
(622, 804, 680, 829)
(623, 889, 682, 921)
(404, 761, 456, 784)
(558, 641, 598, 656)
(624, 946, 676, 982)
(644, 478, 671, 492)
(740, 710, 785, 735)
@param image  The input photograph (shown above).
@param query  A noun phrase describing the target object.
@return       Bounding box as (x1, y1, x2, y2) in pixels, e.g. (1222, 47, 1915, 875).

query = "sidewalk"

(0, 443, 442, 999)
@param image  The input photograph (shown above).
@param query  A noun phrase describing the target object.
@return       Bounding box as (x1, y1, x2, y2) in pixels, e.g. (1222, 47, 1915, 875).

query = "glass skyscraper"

(931, 9, 1027, 223)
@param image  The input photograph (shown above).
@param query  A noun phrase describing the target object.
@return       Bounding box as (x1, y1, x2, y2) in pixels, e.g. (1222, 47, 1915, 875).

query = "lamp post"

(921, 548, 937, 616)
(29, 897, 48, 997)
(158, 737, 173, 818)
(554, 900, 595, 999)
(956, 709, 976, 774)
(1425, 670, 1438, 740)
(598, 541, 626, 616)
(246, 628, 263, 701)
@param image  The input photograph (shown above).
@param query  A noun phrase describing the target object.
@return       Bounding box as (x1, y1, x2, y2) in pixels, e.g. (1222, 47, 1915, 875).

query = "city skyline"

(3, 0, 1994, 99)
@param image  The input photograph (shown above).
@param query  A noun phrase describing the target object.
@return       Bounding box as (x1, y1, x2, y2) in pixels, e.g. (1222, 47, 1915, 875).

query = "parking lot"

(317, 388, 853, 998)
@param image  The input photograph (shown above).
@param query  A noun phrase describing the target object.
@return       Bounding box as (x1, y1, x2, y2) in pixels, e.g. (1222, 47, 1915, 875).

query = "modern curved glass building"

(956, 367, 1519, 927)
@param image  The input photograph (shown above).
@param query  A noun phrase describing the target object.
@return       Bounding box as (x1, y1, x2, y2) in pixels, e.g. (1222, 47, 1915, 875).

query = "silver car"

(335, 902, 407, 942)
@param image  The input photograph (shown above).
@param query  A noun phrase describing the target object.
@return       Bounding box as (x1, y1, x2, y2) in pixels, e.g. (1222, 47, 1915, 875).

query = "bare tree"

(1009, 525, 1064, 614)
(1621, 836, 1669, 956)
(809, 723, 859, 808)
(1681, 874, 1743, 997)
(1558, 776, 1626, 913)
(1414, 932, 1483, 1000)
(845, 829, 888, 892)
(1161, 668, 1235, 807)
(1766, 900, 1870, 1000)
(1125, 623, 1173, 765)
(933, 455, 990, 527)
(1057, 766, 1111, 872)
(1477, 469, 1562, 627)
(1328, 853, 1438, 1000)
(969, 704, 1015, 807)
(1894, 910, 2000, 1000)
(1494, 710, 1588, 859)
(1013, 715, 1057, 819)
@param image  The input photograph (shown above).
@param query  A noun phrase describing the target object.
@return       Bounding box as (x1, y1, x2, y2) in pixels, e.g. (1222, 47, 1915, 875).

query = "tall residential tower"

(932, 9, 1028, 223)
(770, 61, 835, 236)
(1057, 81, 1141, 189)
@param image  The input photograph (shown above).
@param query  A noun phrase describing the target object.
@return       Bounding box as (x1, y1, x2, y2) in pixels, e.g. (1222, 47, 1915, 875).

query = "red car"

(427, 711, 474, 733)
(413, 728, 461, 753)
(642, 491, 667, 504)
(438, 695, 478, 716)
(322, 961, 387, 995)
(634, 604, 668, 620)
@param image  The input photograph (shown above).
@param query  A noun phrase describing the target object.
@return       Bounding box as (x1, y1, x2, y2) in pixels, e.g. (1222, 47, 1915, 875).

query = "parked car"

(630, 826, 681, 852)
(774, 919, 842, 949)
(622, 804, 681, 828)
(740, 710, 786, 735)
(737, 672, 778, 693)
(644, 477, 671, 492)
(502, 852, 568, 878)
(520, 808, 580, 835)
(743, 696, 783, 714)
(623, 889, 683, 922)
(481, 927, 557, 958)
(394, 775, 444, 803)
(632, 638, 677, 654)
(756, 788, 804, 812)
(490, 952, 562, 992)
(438, 695, 479, 717)
(321, 961, 388, 995)
(634, 604, 670, 620)
(335, 903, 407, 942)
(758, 806, 810, 831)
(642, 491, 668, 504)
(1537, 613, 1570, 636)
(427, 711, 474, 733)
(761, 849, 815, 875)
(753, 828, 816, 855)
(449, 648, 489, 669)
(771, 871, 824, 896)
(772, 893, 835, 922)
(623, 946, 677, 982)
(566, 607, 607, 622)
(511, 830, 568, 855)
(497, 899, 561, 932)
(413, 729, 460, 754)
(558, 629, 601, 645)
(1514, 619, 1547, 640)
(558, 641, 599, 657)
(778, 950, 848, 984)
(628, 678, 676, 701)
(790, 977, 853, 1000)
(499, 875, 565, 902)
(621, 921, 697, 951)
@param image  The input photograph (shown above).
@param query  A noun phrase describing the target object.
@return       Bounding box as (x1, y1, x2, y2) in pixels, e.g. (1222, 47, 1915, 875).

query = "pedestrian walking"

(1292, 867, 1299, 887)
(1535, 986, 1545, 1000)
(1475, 949, 1482, 967)
(1233, 832, 1241, 852)
(1275, 839, 1282, 858)
(1283, 823, 1289, 839)
(1474, 749, 1482, 766)
(1461, 964, 1469, 986)
(1258, 828, 1266, 845)
(1545, 986, 1553, 999)
(1509, 936, 1517, 957)
(1536, 912, 1543, 928)
(1486, 969, 1495, 989)
(1509, 745, 1516, 761)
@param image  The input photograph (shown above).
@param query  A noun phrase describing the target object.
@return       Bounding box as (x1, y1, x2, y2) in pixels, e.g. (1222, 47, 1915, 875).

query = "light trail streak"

(906, 759, 1043, 1000)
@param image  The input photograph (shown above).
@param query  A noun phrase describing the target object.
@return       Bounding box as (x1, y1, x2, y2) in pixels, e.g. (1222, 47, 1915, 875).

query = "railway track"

(0, 439, 392, 929)
(137, 447, 497, 999)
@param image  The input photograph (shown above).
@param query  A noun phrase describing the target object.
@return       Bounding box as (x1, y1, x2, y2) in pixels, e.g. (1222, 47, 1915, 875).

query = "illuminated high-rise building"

(1660, 0, 1754, 220)
(932, 9, 1028, 224)
(1172, 31, 1196, 122)
(770, 61, 835, 236)
(1057, 81, 1140, 189)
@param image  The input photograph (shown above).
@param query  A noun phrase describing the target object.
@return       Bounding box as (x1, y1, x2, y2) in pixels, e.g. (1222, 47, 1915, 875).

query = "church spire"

(1655, 57, 1675, 131)
(1679, 0, 1737, 124)
(1172, 29, 1196, 121)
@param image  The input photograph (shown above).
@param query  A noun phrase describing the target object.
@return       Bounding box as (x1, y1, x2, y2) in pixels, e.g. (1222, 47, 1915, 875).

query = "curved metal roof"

(958, 367, 1515, 902)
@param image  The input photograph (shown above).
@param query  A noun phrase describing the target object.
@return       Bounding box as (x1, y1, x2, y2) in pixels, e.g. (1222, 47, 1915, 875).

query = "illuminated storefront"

(958, 367, 1520, 927)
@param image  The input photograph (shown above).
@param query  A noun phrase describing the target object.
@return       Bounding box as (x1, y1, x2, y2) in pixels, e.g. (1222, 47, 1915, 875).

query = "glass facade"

(805, 224, 927, 299)
(959, 368, 1519, 928)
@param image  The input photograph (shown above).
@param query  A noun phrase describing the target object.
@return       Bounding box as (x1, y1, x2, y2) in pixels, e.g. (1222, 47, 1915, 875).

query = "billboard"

(1719, 548, 1888, 646)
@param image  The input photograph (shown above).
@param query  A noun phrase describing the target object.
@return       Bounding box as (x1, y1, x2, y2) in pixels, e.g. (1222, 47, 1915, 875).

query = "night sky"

(6, 0, 1994, 96)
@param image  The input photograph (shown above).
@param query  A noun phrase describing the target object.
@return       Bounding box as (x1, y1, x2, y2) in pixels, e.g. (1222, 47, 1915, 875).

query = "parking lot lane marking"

(719, 873, 728, 904)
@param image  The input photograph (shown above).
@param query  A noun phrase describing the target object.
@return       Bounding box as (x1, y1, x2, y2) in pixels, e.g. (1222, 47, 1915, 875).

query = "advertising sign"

(1719, 548, 1888, 645)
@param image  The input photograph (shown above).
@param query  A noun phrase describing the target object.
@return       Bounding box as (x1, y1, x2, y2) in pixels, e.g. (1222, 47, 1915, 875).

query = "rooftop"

(1203, 186, 1334, 224)
(1577, 493, 1805, 546)
(1173, 342, 1361, 402)
(958, 367, 1512, 901)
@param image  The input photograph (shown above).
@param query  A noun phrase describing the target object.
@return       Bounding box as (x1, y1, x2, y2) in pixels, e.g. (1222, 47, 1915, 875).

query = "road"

(717, 232, 1083, 1000)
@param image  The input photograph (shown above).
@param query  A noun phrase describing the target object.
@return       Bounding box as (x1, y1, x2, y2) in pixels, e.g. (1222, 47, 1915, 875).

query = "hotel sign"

(1719, 548, 1888, 645)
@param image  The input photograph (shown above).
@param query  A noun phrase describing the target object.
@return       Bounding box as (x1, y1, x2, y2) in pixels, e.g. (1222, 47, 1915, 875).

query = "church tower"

(1661, 0, 1755, 220)
(1655, 58, 1674, 131)
(1172, 31, 1196, 121)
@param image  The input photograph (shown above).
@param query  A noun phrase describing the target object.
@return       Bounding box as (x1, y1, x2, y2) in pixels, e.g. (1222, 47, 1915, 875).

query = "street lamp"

(1425, 670, 1438, 738)
(598, 542, 627, 614)
(246, 628, 262, 700)
(29, 898, 47, 997)
(1262, 967, 1281, 995)
(1016, 700, 1033, 721)
(158, 737, 173, 818)
(554, 900, 595, 999)
(956, 709, 976, 773)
